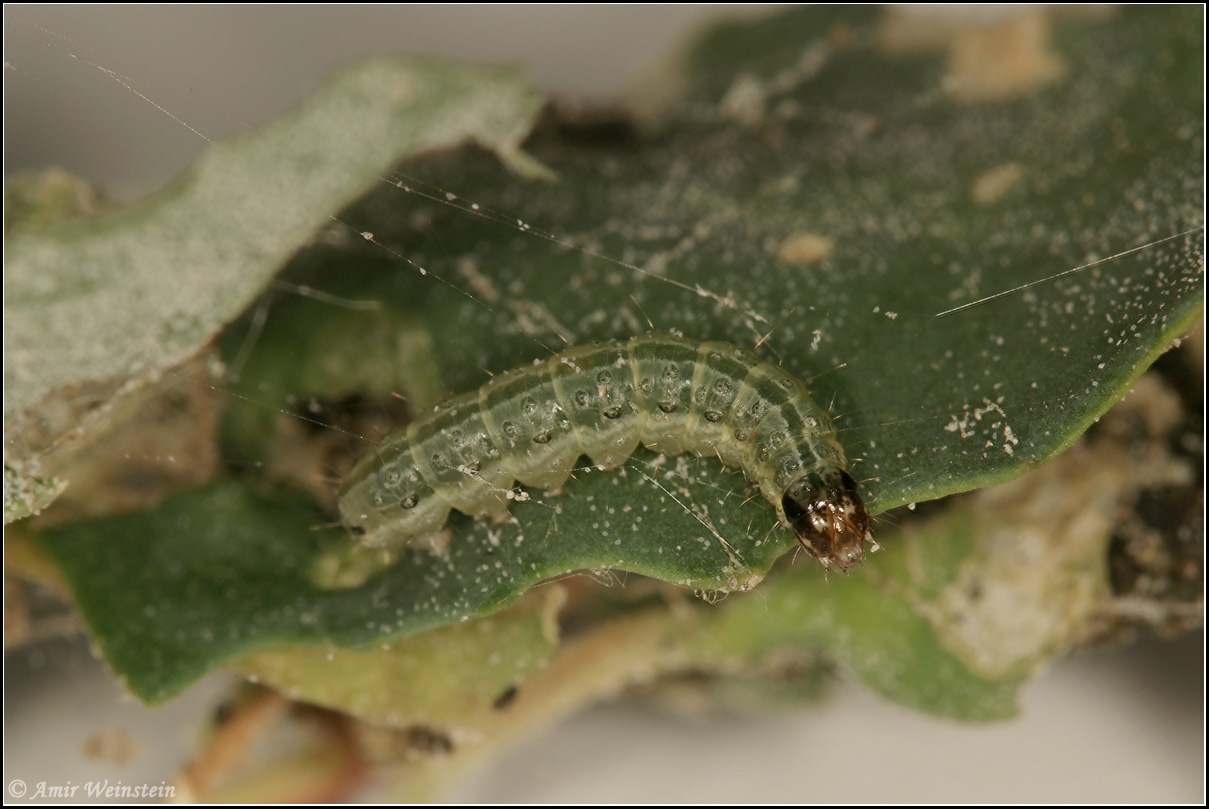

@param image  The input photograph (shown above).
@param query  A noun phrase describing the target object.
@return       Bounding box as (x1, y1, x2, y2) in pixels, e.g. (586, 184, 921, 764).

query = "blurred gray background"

(3, 5, 1203, 803)
(5, 5, 774, 198)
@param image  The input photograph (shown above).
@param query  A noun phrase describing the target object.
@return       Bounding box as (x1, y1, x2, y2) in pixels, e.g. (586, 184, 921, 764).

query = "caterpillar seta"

(338, 332, 872, 571)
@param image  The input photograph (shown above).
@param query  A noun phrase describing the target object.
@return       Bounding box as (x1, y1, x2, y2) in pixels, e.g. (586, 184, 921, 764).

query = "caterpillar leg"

(411, 528, 454, 558)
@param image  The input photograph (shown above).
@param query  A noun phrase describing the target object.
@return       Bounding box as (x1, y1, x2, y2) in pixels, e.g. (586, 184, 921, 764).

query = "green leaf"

(300, 5, 1199, 518)
(27, 7, 1204, 713)
(36, 471, 1032, 711)
(234, 593, 562, 728)
(3, 56, 546, 522)
(37, 471, 783, 702)
(222, 2, 1201, 598)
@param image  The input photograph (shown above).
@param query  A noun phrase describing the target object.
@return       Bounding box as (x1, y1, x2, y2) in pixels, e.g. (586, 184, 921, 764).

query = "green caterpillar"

(338, 333, 872, 571)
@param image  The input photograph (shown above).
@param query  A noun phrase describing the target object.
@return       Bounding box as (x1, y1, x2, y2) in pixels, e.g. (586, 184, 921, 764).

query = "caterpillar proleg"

(338, 333, 872, 571)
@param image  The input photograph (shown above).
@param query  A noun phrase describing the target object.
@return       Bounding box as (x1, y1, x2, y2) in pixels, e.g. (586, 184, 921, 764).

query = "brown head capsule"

(781, 469, 871, 572)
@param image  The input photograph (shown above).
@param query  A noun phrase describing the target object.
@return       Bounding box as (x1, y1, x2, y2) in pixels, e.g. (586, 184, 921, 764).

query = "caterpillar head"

(781, 469, 871, 572)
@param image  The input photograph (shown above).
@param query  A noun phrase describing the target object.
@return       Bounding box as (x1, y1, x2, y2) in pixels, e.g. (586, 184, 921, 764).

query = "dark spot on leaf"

(493, 684, 519, 710)
(407, 725, 453, 755)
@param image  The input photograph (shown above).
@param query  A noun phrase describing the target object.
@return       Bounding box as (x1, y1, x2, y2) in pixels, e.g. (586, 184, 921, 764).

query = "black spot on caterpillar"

(338, 332, 872, 571)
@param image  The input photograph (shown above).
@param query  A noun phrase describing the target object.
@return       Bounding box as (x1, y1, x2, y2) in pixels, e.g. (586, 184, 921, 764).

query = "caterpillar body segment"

(338, 333, 872, 571)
